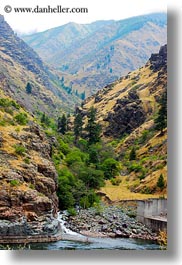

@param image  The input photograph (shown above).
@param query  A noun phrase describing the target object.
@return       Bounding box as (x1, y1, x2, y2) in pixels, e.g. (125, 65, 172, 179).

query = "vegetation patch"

(10, 179, 20, 187)
(13, 144, 26, 156)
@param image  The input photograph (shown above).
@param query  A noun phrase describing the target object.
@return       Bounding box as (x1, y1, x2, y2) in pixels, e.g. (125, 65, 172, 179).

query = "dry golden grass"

(157, 230, 167, 249)
(100, 176, 162, 201)
(0, 125, 19, 153)
(138, 129, 167, 157)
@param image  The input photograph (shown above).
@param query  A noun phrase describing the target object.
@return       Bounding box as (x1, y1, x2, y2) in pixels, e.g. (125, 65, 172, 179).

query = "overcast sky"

(0, 0, 168, 34)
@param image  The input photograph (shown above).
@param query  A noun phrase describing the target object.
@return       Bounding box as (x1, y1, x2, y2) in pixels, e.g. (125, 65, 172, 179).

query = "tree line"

(51, 107, 120, 210)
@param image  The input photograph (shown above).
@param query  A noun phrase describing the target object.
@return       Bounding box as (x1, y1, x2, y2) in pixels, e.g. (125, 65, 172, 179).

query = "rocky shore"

(63, 206, 158, 241)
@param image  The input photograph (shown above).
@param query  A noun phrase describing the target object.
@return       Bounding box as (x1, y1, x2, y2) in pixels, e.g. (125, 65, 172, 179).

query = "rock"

(98, 220, 107, 225)
(104, 90, 146, 138)
(101, 225, 108, 232)
(149, 44, 167, 72)
(66, 205, 157, 240)
(37, 161, 58, 181)
(122, 223, 128, 228)
(132, 229, 137, 234)
(115, 230, 122, 237)
(0, 133, 4, 147)
(0, 121, 59, 238)
(43, 219, 60, 234)
(113, 214, 117, 219)
(26, 212, 38, 222)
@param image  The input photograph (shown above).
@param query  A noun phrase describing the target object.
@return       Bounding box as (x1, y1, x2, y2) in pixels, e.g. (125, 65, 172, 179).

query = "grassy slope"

(81, 56, 167, 202)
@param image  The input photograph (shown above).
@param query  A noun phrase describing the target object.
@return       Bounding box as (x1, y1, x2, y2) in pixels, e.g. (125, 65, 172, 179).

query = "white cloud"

(0, 0, 167, 34)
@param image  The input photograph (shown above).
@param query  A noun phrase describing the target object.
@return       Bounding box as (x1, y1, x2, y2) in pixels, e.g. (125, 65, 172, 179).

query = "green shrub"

(58, 139, 70, 155)
(155, 163, 164, 170)
(128, 163, 142, 173)
(80, 196, 90, 209)
(14, 144, 26, 156)
(15, 127, 21, 133)
(101, 158, 120, 179)
(138, 173, 146, 180)
(5, 108, 13, 115)
(129, 147, 136, 161)
(110, 178, 121, 186)
(138, 130, 149, 144)
(65, 150, 88, 166)
(14, 113, 28, 125)
(141, 187, 152, 194)
(23, 157, 30, 164)
(67, 208, 77, 216)
(29, 183, 35, 189)
(127, 212, 137, 218)
(94, 203, 104, 215)
(10, 179, 20, 186)
(0, 98, 19, 108)
(11, 101, 20, 109)
(0, 120, 6, 126)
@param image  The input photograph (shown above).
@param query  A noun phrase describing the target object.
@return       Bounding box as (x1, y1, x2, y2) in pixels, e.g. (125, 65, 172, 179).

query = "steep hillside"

(0, 15, 79, 117)
(22, 13, 167, 96)
(80, 45, 167, 200)
(0, 89, 60, 238)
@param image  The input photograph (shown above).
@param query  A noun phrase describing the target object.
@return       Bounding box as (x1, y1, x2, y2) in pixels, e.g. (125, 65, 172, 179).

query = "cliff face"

(0, 93, 59, 237)
(82, 44, 167, 138)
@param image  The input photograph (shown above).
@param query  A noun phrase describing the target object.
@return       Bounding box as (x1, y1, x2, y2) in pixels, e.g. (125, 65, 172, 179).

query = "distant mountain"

(22, 13, 167, 96)
(0, 15, 79, 117)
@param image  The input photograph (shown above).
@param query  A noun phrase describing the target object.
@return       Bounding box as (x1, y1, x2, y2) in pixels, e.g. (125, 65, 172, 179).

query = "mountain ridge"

(22, 13, 167, 96)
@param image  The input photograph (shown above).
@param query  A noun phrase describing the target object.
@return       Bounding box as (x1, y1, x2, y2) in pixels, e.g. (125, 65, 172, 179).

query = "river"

(22, 213, 160, 250)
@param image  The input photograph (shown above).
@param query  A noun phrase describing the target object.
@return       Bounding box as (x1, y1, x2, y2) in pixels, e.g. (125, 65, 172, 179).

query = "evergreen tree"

(154, 89, 167, 134)
(81, 91, 86, 100)
(157, 174, 165, 190)
(129, 147, 136, 161)
(86, 107, 101, 145)
(41, 113, 46, 124)
(41, 112, 50, 126)
(26, 82, 32, 94)
(74, 112, 83, 141)
(58, 114, 67, 134)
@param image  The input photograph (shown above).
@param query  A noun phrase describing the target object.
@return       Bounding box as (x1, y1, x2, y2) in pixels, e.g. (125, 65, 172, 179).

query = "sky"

(0, 0, 168, 34)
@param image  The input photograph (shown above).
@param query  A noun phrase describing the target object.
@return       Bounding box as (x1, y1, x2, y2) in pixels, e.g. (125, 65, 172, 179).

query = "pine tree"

(81, 91, 86, 100)
(129, 147, 136, 161)
(157, 174, 165, 190)
(41, 113, 46, 124)
(41, 112, 50, 126)
(26, 82, 32, 94)
(86, 107, 101, 145)
(58, 114, 67, 134)
(74, 112, 83, 141)
(154, 89, 167, 134)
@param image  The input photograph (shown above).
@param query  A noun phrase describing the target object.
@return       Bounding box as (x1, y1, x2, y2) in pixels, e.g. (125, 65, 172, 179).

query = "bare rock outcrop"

(0, 123, 60, 238)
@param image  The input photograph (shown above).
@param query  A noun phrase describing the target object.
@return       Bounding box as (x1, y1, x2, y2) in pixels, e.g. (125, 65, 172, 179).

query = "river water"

(25, 213, 160, 250)
(28, 237, 160, 250)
